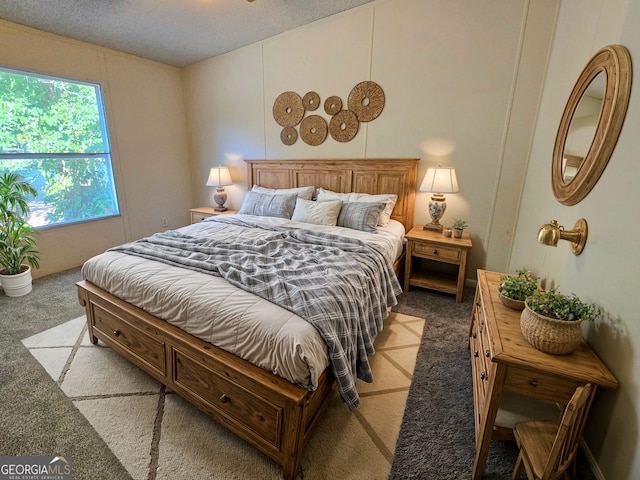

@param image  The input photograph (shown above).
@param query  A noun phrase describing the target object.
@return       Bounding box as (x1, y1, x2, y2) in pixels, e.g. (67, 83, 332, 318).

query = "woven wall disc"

(347, 81, 385, 122)
(329, 110, 359, 143)
(280, 126, 298, 145)
(302, 91, 320, 111)
(324, 96, 343, 115)
(299, 115, 328, 146)
(273, 91, 304, 127)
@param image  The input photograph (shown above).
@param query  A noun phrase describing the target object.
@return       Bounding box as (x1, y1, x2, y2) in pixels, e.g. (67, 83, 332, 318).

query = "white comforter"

(81, 215, 404, 392)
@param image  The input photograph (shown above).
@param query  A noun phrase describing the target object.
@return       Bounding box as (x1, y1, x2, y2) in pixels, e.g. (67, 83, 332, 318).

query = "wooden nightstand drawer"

(413, 242, 461, 263)
(191, 211, 212, 223)
(190, 207, 238, 224)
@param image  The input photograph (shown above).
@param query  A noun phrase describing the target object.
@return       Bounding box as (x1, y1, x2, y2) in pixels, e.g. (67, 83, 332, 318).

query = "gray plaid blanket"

(109, 216, 402, 409)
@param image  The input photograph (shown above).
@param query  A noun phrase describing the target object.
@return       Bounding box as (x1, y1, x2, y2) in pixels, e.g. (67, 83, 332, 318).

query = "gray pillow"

(252, 185, 315, 200)
(337, 201, 386, 233)
(238, 191, 297, 218)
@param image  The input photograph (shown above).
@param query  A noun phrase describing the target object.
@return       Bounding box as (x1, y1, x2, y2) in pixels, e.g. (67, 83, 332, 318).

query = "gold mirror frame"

(552, 45, 632, 205)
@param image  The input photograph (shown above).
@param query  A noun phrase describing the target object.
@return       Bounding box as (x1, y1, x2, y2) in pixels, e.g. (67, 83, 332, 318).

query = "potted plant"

(0, 172, 40, 297)
(520, 287, 601, 355)
(498, 268, 539, 310)
(451, 218, 468, 238)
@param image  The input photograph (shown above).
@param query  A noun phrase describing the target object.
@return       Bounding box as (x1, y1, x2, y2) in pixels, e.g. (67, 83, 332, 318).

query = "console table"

(469, 270, 617, 479)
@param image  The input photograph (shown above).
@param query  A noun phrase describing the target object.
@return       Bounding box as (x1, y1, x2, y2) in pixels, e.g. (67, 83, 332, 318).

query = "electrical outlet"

(162, 217, 168, 227)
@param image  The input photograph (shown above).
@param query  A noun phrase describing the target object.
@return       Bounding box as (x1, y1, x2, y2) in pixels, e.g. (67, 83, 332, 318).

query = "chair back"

(542, 383, 593, 479)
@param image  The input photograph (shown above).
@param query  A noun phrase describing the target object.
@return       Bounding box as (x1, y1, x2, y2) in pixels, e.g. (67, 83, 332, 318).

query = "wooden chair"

(511, 383, 593, 480)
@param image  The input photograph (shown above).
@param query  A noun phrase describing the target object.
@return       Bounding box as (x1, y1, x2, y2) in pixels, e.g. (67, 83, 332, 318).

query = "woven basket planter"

(497, 286, 526, 311)
(520, 301, 583, 354)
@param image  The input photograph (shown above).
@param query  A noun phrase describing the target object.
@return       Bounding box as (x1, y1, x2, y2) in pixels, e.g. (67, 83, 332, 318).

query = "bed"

(77, 158, 418, 480)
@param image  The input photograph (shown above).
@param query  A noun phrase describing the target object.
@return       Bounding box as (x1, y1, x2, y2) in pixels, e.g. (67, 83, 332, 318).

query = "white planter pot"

(0, 265, 33, 297)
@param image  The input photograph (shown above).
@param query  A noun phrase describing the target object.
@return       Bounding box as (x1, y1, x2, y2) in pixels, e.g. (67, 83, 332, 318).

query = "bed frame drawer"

(91, 303, 166, 377)
(172, 346, 283, 449)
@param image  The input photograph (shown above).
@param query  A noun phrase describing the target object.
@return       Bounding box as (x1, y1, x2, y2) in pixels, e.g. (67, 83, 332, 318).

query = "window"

(0, 68, 119, 227)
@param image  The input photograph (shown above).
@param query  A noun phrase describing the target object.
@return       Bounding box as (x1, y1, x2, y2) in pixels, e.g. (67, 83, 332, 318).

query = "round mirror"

(552, 45, 632, 205)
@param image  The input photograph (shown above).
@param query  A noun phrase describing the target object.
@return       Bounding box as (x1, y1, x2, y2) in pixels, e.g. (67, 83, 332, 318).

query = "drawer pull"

(473, 350, 479, 357)
(480, 372, 486, 380)
(433, 249, 438, 255)
(113, 329, 121, 337)
(485, 350, 490, 358)
(220, 394, 229, 404)
(529, 379, 538, 388)
(472, 332, 477, 339)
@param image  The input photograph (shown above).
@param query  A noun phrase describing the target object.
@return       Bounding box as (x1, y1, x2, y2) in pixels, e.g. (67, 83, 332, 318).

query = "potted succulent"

(520, 287, 601, 355)
(498, 268, 539, 310)
(0, 172, 40, 297)
(451, 218, 468, 238)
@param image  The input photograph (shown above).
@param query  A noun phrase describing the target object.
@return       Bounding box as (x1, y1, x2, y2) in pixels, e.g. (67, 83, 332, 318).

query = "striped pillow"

(337, 202, 386, 233)
(238, 191, 298, 218)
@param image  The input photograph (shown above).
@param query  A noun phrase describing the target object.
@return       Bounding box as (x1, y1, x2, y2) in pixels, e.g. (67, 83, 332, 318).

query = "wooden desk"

(469, 270, 617, 479)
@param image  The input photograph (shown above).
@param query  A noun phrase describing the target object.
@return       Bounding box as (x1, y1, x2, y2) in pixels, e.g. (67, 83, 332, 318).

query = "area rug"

(22, 311, 425, 480)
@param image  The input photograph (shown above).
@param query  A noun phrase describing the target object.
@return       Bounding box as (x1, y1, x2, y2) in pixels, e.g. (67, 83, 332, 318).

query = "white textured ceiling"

(0, 0, 374, 67)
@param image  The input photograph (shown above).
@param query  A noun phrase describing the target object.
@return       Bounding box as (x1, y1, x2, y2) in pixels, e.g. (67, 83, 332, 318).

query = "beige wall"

(183, 0, 559, 279)
(5, 0, 637, 476)
(509, 0, 640, 478)
(0, 20, 192, 278)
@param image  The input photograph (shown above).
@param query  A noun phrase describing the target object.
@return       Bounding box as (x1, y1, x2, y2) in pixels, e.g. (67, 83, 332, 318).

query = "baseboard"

(581, 438, 606, 480)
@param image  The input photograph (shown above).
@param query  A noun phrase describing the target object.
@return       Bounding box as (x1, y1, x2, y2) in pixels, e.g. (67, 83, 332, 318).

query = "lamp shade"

(206, 166, 233, 187)
(419, 167, 459, 193)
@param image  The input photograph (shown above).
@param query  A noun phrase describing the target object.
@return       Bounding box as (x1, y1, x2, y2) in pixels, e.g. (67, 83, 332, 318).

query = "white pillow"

(252, 185, 315, 201)
(291, 198, 342, 226)
(315, 188, 397, 226)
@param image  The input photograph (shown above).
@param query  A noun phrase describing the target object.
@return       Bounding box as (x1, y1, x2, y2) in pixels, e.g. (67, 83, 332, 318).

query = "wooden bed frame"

(77, 158, 418, 480)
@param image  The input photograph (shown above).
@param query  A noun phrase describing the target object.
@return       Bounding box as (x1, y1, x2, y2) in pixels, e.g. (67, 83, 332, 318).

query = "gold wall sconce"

(537, 219, 588, 255)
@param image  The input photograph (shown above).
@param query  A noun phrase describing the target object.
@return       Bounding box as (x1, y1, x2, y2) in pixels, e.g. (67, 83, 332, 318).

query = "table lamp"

(206, 166, 233, 211)
(419, 166, 459, 232)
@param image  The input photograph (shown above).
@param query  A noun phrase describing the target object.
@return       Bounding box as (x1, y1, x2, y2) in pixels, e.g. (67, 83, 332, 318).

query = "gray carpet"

(0, 268, 133, 480)
(389, 287, 597, 480)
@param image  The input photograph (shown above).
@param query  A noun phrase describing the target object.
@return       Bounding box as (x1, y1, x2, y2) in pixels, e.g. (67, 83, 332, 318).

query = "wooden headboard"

(245, 158, 419, 231)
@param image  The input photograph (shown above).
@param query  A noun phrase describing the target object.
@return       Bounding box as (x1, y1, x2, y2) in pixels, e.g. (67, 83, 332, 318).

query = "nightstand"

(190, 207, 238, 224)
(404, 226, 472, 302)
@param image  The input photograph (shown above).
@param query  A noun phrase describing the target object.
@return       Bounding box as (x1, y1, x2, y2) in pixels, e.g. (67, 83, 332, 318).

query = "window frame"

(0, 67, 120, 229)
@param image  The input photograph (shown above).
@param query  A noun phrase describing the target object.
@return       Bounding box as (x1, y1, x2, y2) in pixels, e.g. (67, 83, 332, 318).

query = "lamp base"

(423, 222, 443, 232)
(213, 189, 228, 212)
(425, 196, 447, 233)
